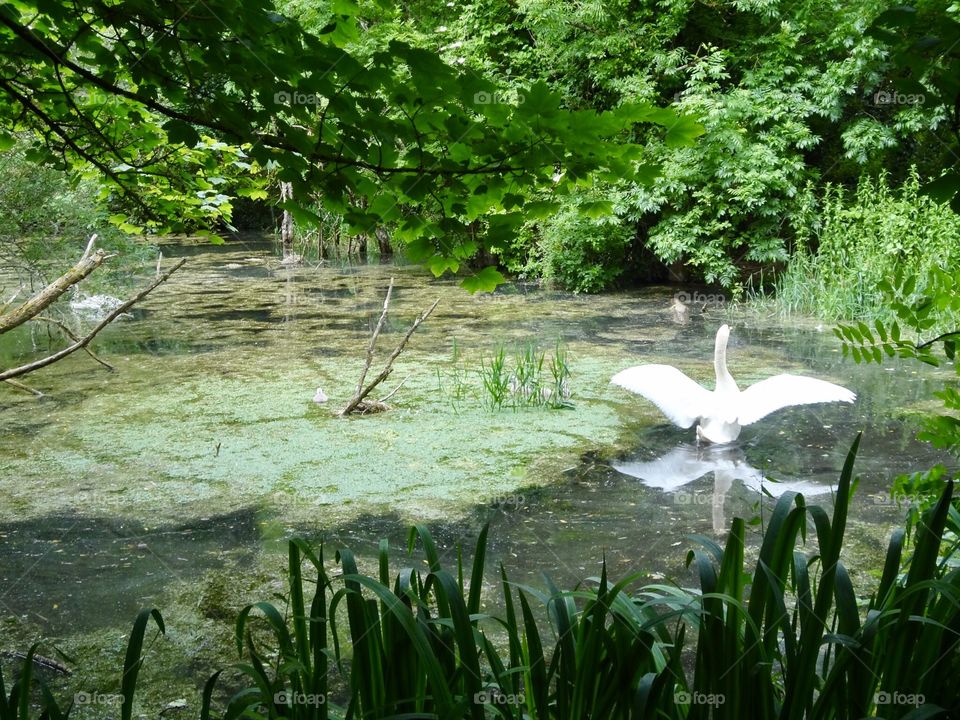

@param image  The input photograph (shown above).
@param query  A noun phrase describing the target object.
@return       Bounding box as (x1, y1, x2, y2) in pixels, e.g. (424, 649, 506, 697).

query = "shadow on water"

(0, 471, 688, 637)
(0, 509, 260, 634)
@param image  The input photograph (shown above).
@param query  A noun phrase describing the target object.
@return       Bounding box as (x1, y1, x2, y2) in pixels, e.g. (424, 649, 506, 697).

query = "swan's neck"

(714, 329, 739, 393)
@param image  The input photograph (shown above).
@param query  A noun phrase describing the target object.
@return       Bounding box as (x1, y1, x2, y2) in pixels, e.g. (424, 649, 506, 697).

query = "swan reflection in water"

(612, 444, 832, 533)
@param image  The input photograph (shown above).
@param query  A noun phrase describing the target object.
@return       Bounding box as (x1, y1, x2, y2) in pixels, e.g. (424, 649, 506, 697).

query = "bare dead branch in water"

(2, 378, 43, 396)
(0, 258, 187, 382)
(80, 233, 98, 261)
(355, 277, 394, 398)
(32, 315, 116, 371)
(340, 283, 439, 416)
(0, 650, 71, 676)
(0, 245, 108, 335)
(1, 287, 24, 315)
(379, 374, 411, 403)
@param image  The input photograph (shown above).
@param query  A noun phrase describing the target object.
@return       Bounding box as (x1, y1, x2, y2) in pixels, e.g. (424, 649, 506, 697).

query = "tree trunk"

(375, 226, 392, 259)
(279, 182, 294, 259)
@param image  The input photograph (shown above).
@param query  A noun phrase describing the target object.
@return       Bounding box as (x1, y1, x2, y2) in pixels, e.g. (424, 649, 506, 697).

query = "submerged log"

(0, 650, 72, 676)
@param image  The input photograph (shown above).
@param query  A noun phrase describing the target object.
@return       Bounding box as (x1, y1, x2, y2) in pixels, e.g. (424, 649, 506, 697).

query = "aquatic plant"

(436, 339, 471, 413)
(547, 341, 573, 410)
(479, 347, 510, 410)
(479, 343, 573, 411)
(508, 343, 545, 408)
(197, 434, 959, 719)
(0, 608, 163, 720)
(749, 171, 960, 325)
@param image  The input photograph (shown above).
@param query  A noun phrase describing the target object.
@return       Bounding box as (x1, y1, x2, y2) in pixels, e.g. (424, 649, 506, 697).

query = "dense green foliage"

(837, 265, 960, 456)
(867, 4, 960, 211)
(404, 0, 959, 291)
(528, 195, 634, 293)
(3, 2, 960, 715)
(0, 0, 701, 291)
(2, 0, 957, 296)
(758, 170, 960, 321)
(0, 138, 149, 287)
(4, 439, 959, 718)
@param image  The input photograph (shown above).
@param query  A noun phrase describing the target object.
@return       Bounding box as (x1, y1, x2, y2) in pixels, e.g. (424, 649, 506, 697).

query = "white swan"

(611, 324, 855, 443)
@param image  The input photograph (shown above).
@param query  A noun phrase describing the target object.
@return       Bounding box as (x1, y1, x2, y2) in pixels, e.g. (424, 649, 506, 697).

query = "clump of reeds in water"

(480, 341, 572, 410)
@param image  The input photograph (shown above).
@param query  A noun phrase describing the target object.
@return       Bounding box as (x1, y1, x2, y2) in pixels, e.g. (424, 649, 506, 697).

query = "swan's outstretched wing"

(611, 365, 713, 429)
(737, 374, 855, 426)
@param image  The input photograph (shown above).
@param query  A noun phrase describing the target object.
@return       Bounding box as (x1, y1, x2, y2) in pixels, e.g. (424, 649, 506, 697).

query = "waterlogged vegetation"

(2, 0, 960, 717)
(0, 249, 955, 718)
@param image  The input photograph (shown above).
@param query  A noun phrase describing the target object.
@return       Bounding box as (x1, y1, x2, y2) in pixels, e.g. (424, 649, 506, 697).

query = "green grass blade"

(120, 609, 164, 720)
(784, 432, 860, 720)
(289, 542, 313, 686)
(879, 530, 911, 611)
(430, 569, 485, 719)
(199, 670, 223, 720)
(37, 679, 67, 720)
(544, 575, 577, 718)
(223, 686, 265, 720)
(343, 573, 456, 714)
(337, 549, 385, 716)
(517, 589, 549, 720)
(408, 525, 451, 618)
(499, 566, 523, 698)
(0, 662, 7, 720)
(467, 524, 489, 617)
(16, 645, 38, 720)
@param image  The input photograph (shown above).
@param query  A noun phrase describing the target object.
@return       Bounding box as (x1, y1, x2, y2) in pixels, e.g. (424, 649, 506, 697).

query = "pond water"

(0, 237, 954, 686)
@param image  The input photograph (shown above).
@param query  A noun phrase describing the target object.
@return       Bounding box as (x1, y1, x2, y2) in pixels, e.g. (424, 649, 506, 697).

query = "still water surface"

(0, 237, 951, 641)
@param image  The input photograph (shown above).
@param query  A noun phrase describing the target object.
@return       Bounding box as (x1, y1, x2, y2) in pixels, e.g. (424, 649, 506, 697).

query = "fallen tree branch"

(32, 315, 116, 371)
(1, 287, 24, 315)
(2, 378, 43, 396)
(0, 245, 108, 335)
(379, 374, 412, 403)
(0, 258, 187, 382)
(340, 293, 440, 416)
(80, 233, 98, 261)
